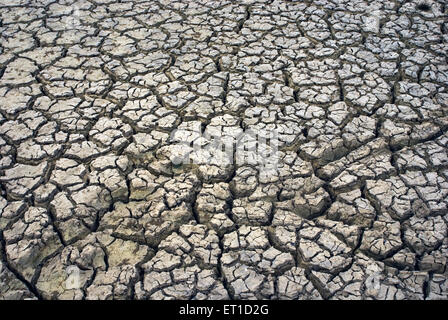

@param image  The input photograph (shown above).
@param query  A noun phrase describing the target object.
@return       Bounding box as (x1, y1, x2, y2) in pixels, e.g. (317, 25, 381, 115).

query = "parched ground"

(0, 0, 447, 300)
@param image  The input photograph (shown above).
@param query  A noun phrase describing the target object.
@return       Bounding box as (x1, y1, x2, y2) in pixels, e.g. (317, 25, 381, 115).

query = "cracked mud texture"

(0, 0, 448, 300)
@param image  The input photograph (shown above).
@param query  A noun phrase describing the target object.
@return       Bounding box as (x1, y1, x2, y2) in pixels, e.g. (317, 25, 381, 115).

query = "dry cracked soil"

(0, 0, 448, 300)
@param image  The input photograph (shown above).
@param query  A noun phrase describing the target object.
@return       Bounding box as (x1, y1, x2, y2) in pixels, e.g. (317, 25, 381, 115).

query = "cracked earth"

(0, 0, 448, 300)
